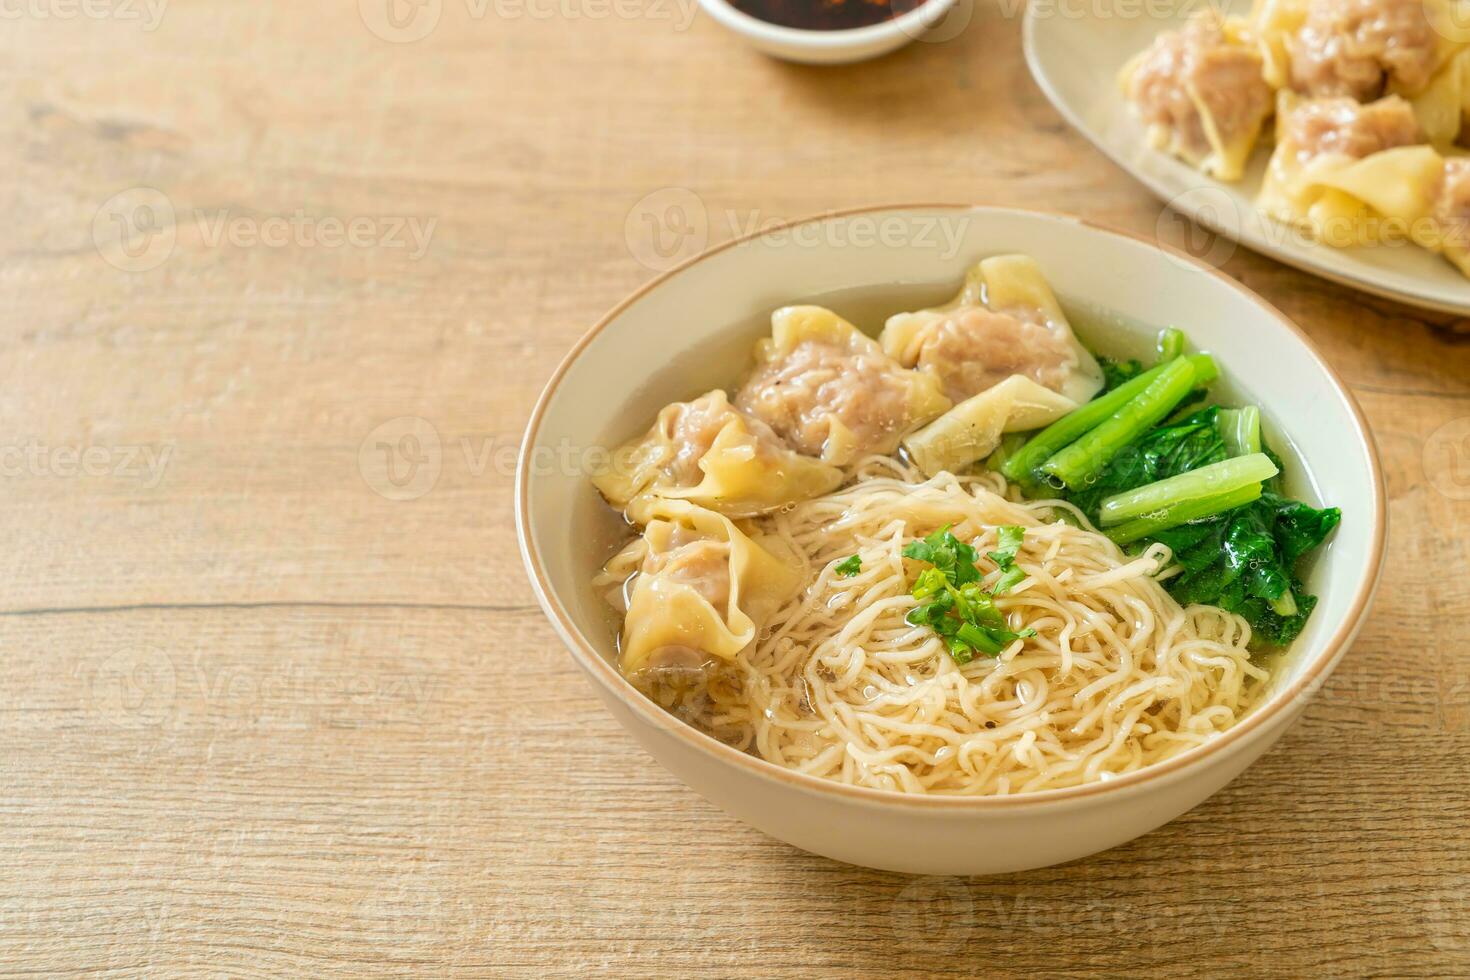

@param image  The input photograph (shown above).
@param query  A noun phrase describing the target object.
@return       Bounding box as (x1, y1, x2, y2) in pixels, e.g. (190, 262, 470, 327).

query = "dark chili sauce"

(729, 0, 927, 30)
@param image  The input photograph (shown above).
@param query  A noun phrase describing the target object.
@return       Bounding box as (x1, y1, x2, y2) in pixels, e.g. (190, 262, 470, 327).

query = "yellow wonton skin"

(733, 306, 951, 467)
(1252, 0, 1470, 98)
(611, 498, 800, 680)
(592, 389, 843, 519)
(1250, 0, 1308, 90)
(1416, 156, 1470, 276)
(901, 375, 1077, 479)
(1260, 94, 1445, 247)
(1409, 47, 1470, 146)
(879, 254, 1104, 407)
(1260, 143, 1446, 245)
(1119, 11, 1275, 181)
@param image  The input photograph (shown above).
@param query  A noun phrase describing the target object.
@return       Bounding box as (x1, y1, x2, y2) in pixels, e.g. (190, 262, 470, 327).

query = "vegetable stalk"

(1040, 356, 1200, 490)
(1218, 406, 1262, 457)
(1105, 482, 1264, 545)
(999, 353, 1217, 485)
(1097, 452, 1278, 526)
(1157, 327, 1185, 362)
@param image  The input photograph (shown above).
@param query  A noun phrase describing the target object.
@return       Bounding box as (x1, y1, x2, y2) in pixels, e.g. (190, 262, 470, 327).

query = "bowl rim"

(516, 203, 1387, 810)
(695, 0, 956, 49)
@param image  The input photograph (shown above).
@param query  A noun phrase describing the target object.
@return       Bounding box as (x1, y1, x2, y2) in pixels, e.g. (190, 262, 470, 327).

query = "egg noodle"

(600, 454, 1270, 796)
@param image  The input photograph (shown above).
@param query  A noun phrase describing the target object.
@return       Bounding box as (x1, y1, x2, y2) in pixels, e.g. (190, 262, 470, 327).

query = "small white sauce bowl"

(517, 205, 1386, 875)
(696, 0, 960, 64)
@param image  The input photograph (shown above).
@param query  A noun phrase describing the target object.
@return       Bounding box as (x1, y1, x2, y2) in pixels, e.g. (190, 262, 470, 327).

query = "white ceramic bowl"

(696, 0, 959, 64)
(517, 205, 1386, 875)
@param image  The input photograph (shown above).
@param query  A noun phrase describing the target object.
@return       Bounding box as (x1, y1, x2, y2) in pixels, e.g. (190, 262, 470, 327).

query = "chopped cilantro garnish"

(834, 554, 863, 578)
(992, 565, 1027, 596)
(901, 525, 1036, 664)
(987, 525, 1025, 570)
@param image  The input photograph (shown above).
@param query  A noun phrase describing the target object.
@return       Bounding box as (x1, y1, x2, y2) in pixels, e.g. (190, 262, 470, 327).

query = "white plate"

(1023, 0, 1470, 314)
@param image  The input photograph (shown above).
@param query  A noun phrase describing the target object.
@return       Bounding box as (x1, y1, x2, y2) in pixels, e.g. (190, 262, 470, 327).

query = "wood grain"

(1, 1, 1467, 976)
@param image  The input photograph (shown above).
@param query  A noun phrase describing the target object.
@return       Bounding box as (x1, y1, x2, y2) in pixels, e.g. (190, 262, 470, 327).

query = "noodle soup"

(587, 255, 1341, 798)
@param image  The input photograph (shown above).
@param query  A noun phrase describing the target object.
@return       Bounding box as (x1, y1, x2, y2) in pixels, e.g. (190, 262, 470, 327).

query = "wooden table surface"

(4, 1, 1469, 976)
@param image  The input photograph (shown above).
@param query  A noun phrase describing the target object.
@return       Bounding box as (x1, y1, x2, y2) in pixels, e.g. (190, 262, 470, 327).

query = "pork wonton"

(734, 306, 951, 467)
(879, 254, 1104, 407)
(593, 389, 843, 518)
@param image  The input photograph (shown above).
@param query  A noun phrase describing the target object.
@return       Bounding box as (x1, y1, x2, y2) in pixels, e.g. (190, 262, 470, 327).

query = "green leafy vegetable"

(1026, 387, 1337, 643)
(1157, 327, 1186, 362)
(986, 432, 1028, 474)
(1041, 356, 1201, 490)
(998, 353, 1218, 487)
(902, 525, 982, 588)
(1099, 356, 1145, 392)
(988, 525, 1025, 567)
(1097, 452, 1279, 527)
(1106, 482, 1264, 546)
(834, 554, 863, 578)
(1153, 491, 1340, 645)
(1097, 329, 1185, 392)
(901, 525, 1036, 664)
(1063, 407, 1230, 520)
(1218, 406, 1262, 457)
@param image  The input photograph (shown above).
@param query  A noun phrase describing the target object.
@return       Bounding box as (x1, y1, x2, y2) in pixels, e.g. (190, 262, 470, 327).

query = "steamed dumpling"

(1418, 156, 1470, 274)
(733, 306, 951, 467)
(879, 254, 1104, 407)
(1276, 0, 1460, 100)
(1120, 10, 1275, 180)
(609, 498, 800, 681)
(1409, 49, 1470, 144)
(1259, 93, 1442, 247)
(592, 389, 843, 518)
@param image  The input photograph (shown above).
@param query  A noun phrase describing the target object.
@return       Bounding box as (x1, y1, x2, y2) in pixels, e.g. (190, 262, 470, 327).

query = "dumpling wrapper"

(1250, 0, 1470, 97)
(902, 375, 1077, 479)
(1248, 0, 1306, 91)
(592, 389, 843, 518)
(614, 498, 800, 679)
(1411, 157, 1470, 276)
(1259, 95, 1445, 247)
(880, 254, 1104, 407)
(735, 306, 951, 467)
(1410, 48, 1470, 145)
(1118, 10, 1273, 180)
